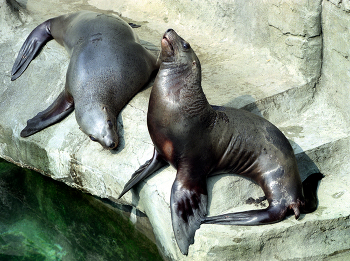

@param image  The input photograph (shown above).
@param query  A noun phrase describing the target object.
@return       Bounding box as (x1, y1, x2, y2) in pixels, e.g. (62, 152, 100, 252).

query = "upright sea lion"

(11, 11, 158, 149)
(118, 29, 323, 255)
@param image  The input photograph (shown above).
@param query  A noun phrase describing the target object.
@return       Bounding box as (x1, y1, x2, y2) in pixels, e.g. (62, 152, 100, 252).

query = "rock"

(0, 0, 349, 260)
(321, 0, 350, 121)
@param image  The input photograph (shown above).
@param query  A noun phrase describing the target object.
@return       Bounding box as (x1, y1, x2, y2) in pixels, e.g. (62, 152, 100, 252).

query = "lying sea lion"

(119, 29, 322, 255)
(11, 11, 158, 149)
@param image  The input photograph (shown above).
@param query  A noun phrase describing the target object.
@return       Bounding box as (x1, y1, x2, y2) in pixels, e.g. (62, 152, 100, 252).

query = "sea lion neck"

(152, 62, 211, 118)
(149, 29, 213, 125)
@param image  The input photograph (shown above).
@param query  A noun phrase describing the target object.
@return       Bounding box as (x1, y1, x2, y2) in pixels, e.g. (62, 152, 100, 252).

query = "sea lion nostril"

(166, 28, 173, 33)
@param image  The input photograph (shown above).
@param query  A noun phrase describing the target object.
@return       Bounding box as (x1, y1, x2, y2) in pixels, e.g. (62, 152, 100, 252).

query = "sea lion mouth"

(161, 29, 175, 56)
(162, 36, 172, 49)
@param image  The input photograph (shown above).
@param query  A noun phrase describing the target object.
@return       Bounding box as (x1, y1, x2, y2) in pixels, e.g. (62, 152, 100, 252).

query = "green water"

(0, 159, 163, 261)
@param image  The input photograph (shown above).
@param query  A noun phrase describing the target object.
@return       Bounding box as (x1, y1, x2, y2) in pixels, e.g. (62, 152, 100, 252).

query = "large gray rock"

(0, 0, 349, 260)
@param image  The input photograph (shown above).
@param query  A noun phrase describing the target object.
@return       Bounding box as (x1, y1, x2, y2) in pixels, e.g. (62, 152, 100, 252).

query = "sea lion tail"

(118, 149, 168, 199)
(11, 19, 53, 81)
(301, 172, 324, 213)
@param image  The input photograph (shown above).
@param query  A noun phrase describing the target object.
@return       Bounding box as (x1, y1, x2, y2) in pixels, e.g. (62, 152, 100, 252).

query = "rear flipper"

(202, 205, 288, 225)
(118, 149, 169, 199)
(203, 172, 323, 226)
(20, 90, 74, 137)
(11, 19, 53, 81)
(170, 176, 208, 255)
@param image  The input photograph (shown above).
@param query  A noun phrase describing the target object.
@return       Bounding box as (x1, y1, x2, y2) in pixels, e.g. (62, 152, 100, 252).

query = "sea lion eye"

(107, 120, 113, 128)
(89, 135, 97, 142)
(183, 42, 190, 50)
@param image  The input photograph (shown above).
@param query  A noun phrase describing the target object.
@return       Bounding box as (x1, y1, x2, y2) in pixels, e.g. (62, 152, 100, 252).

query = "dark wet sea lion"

(118, 29, 323, 255)
(11, 11, 158, 149)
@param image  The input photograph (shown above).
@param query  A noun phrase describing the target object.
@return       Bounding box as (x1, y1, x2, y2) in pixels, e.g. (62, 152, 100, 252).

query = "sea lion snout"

(102, 125, 119, 150)
(161, 29, 175, 58)
(104, 118, 118, 149)
(79, 109, 119, 149)
(162, 29, 183, 48)
(161, 29, 195, 66)
(88, 132, 118, 150)
(106, 141, 117, 150)
(163, 28, 175, 39)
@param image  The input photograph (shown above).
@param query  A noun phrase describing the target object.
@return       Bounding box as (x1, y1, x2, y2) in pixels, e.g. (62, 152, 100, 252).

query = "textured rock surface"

(0, 0, 349, 260)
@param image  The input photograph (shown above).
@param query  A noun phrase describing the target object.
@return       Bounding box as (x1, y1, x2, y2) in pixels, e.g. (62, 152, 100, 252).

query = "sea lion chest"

(147, 81, 213, 167)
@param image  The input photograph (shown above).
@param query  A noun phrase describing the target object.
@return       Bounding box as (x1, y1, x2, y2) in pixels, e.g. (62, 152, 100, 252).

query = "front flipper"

(118, 149, 169, 199)
(21, 91, 74, 137)
(11, 19, 53, 81)
(171, 176, 208, 255)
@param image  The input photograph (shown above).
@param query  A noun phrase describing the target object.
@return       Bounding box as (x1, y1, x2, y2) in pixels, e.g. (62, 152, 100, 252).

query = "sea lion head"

(160, 29, 201, 77)
(76, 105, 118, 150)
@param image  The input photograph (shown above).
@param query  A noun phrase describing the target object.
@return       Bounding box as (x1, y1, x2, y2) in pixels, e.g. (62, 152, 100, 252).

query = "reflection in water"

(0, 159, 162, 261)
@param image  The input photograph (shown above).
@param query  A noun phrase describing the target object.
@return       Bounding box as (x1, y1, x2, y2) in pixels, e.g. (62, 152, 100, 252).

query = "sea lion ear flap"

(170, 177, 208, 255)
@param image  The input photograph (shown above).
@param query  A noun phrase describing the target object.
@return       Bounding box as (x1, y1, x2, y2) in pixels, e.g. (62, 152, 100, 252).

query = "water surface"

(0, 159, 162, 261)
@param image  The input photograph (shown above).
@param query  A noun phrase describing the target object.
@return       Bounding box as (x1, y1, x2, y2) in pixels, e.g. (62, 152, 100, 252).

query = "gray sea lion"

(118, 29, 323, 255)
(11, 11, 158, 149)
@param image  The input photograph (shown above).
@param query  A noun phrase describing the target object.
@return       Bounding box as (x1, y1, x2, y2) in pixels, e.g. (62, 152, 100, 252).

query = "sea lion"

(11, 11, 158, 149)
(118, 29, 323, 255)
